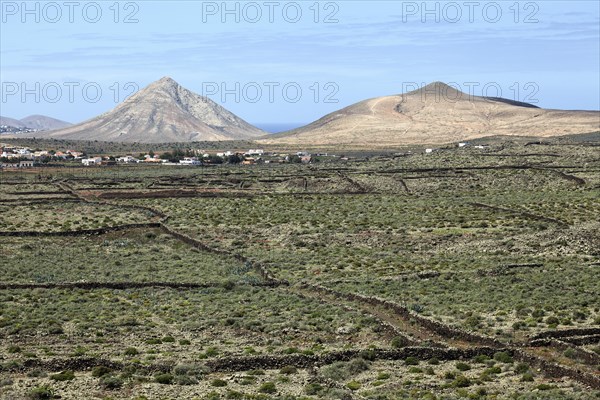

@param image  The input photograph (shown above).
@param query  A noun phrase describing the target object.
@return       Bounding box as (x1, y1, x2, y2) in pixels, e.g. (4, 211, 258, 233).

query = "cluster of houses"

(82, 149, 316, 167)
(1, 143, 329, 169)
(0, 125, 37, 134)
(0, 144, 84, 168)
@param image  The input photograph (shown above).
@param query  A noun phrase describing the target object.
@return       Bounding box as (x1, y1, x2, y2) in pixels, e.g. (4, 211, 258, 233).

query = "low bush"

(259, 382, 277, 394)
(155, 374, 174, 385)
(280, 366, 297, 375)
(27, 386, 54, 400)
(456, 362, 471, 371)
(100, 375, 123, 390)
(493, 351, 513, 363)
(91, 366, 112, 377)
(50, 370, 75, 381)
(404, 356, 419, 366)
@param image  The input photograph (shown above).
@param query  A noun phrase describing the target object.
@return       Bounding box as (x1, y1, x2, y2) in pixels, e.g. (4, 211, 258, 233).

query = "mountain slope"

(0, 116, 26, 128)
(20, 115, 72, 131)
(260, 82, 600, 146)
(37, 77, 265, 143)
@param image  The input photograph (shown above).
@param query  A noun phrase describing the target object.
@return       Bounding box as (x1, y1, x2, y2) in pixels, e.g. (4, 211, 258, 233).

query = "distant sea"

(253, 123, 306, 133)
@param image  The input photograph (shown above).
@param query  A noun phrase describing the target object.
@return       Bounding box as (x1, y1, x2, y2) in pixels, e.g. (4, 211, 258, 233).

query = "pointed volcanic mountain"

(39, 77, 265, 142)
(260, 82, 600, 146)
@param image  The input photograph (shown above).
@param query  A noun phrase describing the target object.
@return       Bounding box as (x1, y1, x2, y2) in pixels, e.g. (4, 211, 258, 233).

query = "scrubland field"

(1, 138, 599, 399)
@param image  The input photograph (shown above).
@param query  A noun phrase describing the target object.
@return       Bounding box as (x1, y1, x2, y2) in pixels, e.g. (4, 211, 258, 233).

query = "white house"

(19, 160, 34, 168)
(179, 157, 201, 165)
(247, 149, 264, 156)
(82, 157, 102, 166)
(425, 148, 435, 154)
(117, 155, 137, 163)
(458, 142, 469, 148)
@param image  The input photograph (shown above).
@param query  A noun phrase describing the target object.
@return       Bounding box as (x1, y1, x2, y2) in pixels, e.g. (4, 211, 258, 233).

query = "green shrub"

(391, 335, 408, 348)
(280, 366, 297, 375)
(493, 351, 513, 363)
(259, 382, 277, 394)
(485, 366, 502, 375)
(247, 369, 265, 376)
(240, 377, 256, 385)
(124, 347, 139, 356)
(27, 369, 47, 378)
(563, 348, 577, 359)
(473, 355, 490, 363)
(404, 356, 419, 366)
(346, 381, 361, 391)
(514, 363, 530, 373)
(91, 366, 112, 377)
(305, 383, 323, 395)
(536, 383, 554, 390)
(100, 375, 123, 390)
(8, 345, 21, 353)
(347, 358, 370, 374)
(456, 362, 471, 371)
(162, 336, 175, 343)
(532, 309, 545, 318)
(27, 386, 54, 400)
(521, 372, 535, 382)
(226, 390, 244, 399)
(175, 375, 198, 385)
(155, 374, 174, 385)
(377, 372, 391, 380)
(205, 347, 219, 357)
(358, 349, 376, 360)
(452, 375, 471, 388)
(211, 379, 228, 387)
(444, 371, 456, 379)
(50, 370, 75, 381)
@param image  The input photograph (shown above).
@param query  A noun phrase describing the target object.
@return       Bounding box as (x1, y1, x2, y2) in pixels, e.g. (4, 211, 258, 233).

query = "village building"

(82, 157, 103, 166)
(180, 157, 202, 165)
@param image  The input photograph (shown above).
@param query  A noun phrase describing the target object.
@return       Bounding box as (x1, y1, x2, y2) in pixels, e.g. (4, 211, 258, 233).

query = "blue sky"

(1, 0, 599, 127)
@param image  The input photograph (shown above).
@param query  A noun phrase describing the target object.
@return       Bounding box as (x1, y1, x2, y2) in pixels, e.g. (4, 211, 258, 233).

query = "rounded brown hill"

(37, 77, 265, 143)
(260, 82, 600, 146)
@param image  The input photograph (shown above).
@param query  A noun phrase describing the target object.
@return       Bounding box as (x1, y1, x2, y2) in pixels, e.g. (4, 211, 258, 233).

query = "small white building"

(19, 160, 34, 168)
(247, 149, 264, 156)
(82, 157, 102, 166)
(458, 142, 469, 148)
(425, 148, 435, 154)
(117, 155, 137, 163)
(179, 157, 201, 165)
